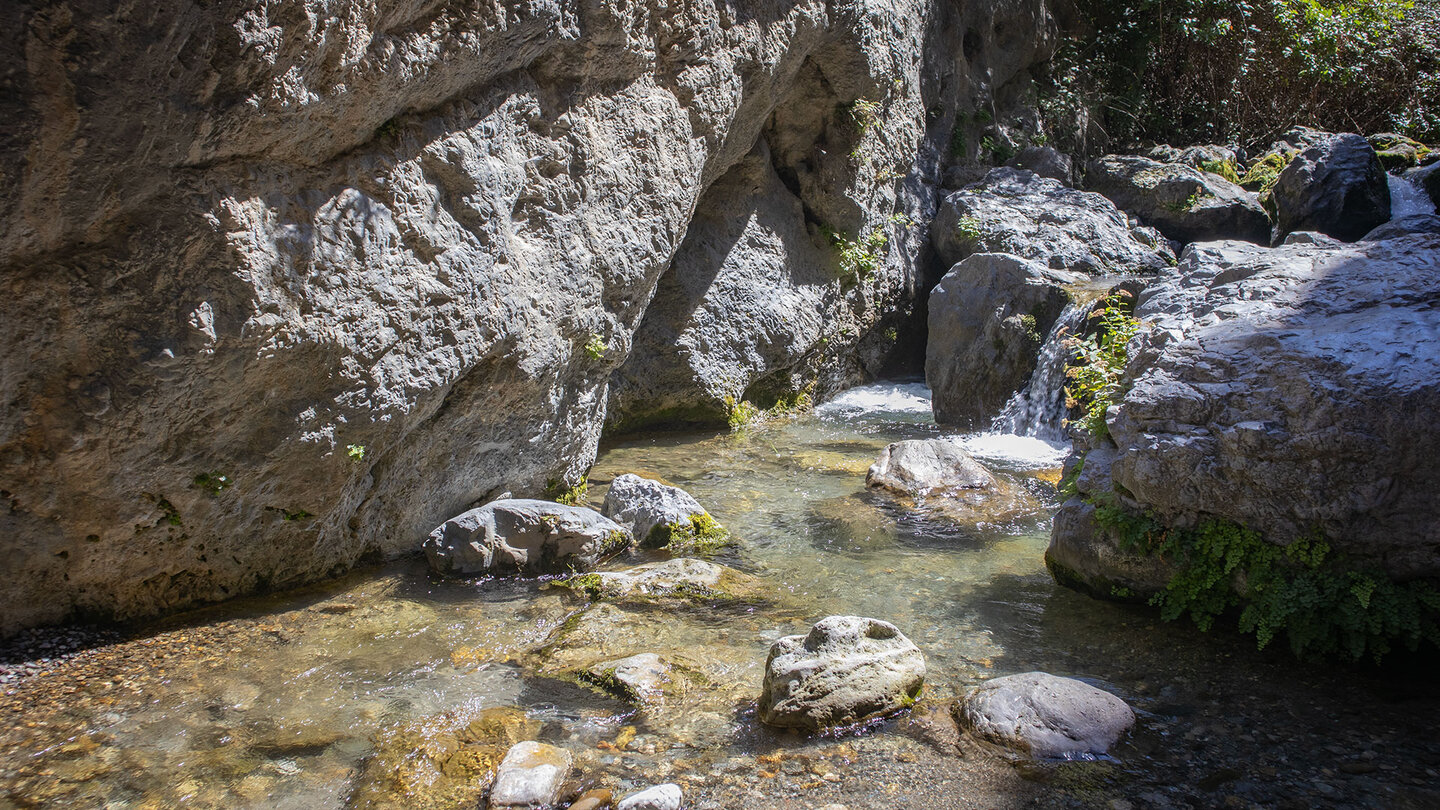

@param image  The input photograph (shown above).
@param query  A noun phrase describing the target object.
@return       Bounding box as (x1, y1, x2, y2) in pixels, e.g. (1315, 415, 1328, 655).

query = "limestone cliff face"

(0, 0, 1055, 632)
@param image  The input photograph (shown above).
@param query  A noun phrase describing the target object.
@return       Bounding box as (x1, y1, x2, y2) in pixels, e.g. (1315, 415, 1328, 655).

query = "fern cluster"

(1064, 292, 1140, 439)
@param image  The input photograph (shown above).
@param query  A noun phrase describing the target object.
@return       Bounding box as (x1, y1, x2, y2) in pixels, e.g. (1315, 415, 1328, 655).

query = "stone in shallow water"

(489, 741, 573, 808)
(866, 439, 995, 497)
(759, 615, 925, 730)
(617, 783, 684, 810)
(423, 499, 631, 576)
(584, 653, 672, 703)
(554, 558, 767, 608)
(603, 473, 724, 549)
(957, 671, 1134, 758)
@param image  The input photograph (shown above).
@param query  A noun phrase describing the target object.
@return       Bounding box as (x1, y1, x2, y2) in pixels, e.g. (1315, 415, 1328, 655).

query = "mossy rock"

(646, 511, 730, 553)
(550, 558, 768, 609)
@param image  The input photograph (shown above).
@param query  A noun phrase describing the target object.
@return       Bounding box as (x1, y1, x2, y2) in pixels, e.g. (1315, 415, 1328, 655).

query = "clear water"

(2, 384, 1436, 808)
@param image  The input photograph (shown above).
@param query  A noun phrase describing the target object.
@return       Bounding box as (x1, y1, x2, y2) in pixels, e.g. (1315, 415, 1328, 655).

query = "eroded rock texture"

(0, 0, 1054, 632)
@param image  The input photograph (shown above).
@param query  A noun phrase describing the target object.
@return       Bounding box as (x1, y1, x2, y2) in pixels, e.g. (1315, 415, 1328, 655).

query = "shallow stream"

(2, 384, 1437, 810)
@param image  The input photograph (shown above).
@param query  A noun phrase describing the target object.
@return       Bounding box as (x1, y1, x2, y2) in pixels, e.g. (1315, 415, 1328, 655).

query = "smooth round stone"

(958, 671, 1135, 759)
(617, 783, 684, 810)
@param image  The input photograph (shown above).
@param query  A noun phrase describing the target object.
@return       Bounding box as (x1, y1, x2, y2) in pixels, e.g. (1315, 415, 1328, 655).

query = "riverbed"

(2, 384, 1437, 809)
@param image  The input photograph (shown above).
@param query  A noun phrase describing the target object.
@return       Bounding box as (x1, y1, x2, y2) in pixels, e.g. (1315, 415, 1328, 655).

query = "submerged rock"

(552, 558, 767, 608)
(583, 653, 673, 703)
(617, 783, 684, 810)
(1272, 133, 1391, 242)
(1084, 154, 1270, 245)
(423, 500, 631, 577)
(489, 741, 573, 809)
(925, 252, 1083, 427)
(759, 615, 925, 730)
(931, 168, 1175, 273)
(602, 474, 726, 550)
(958, 672, 1134, 758)
(866, 439, 996, 497)
(1049, 235, 1440, 596)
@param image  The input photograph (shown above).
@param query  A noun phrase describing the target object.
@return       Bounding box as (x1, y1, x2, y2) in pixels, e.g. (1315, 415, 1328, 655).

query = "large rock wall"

(0, 0, 1054, 633)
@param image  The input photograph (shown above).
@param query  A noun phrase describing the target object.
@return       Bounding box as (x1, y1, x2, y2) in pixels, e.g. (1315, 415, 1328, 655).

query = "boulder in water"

(489, 741, 573, 809)
(926, 253, 1084, 427)
(1363, 214, 1440, 241)
(1050, 236, 1440, 604)
(423, 499, 631, 576)
(583, 653, 674, 703)
(759, 616, 925, 730)
(552, 558, 768, 608)
(602, 474, 726, 550)
(931, 168, 1175, 273)
(957, 672, 1135, 758)
(617, 783, 684, 810)
(1272, 133, 1390, 242)
(867, 439, 996, 497)
(1084, 154, 1271, 245)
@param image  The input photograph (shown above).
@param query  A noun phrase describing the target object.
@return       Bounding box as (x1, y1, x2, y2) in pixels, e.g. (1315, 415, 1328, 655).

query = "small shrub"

(1198, 158, 1241, 183)
(545, 478, 588, 505)
(584, 333, 608, 360)
(1064, 291, 1140, 439)
(346, 444, 366, 462)
(850, 98, 883, 133)
(955, 215, 984, 246)
(828, 228, 888, 279)
(191, 472, 231, 496)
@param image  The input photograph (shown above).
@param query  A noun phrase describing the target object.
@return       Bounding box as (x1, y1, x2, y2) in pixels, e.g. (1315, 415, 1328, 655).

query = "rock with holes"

(602, 474, 723, 549)
(1085, 154, 1270, 244)
(957, 672, 1134, 758)
(866, 439, 996, 497)
(489, 742, 573, 809)
(1272, 133, 1390, 242)
(759, 615, 925, 730)
(423, 499, 630, 576)
(925, 252, 1087, 427)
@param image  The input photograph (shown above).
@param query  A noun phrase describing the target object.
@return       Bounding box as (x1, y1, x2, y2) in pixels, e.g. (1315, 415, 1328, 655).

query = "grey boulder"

(867, 439, 996, 497)
(489, 741, 573, 809)
(1005, 146, 1077, 185)
(1145, 143, 1240, 170)
(1272, 133, 1391, 242)
(423, 499, 630, 576)
(1085, 154, 1270, 244)
(602, 474, 715, 548)
(925, 252, 1082, 427)
(958, 672, 1135, 758)
(931, 168, 1175, 273)
(584, 653, 673, 703)
(759, 615, 925, 730)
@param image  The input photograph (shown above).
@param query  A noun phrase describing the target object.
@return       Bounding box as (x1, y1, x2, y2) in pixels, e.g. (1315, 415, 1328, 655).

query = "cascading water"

(1388, 173, 1437, 219)
(989, 300, 1090, 442)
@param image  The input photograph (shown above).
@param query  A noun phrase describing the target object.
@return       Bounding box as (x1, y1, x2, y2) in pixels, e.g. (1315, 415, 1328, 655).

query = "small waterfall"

(1388, 174, 1437, 220)
(990, 300, 1090, 441)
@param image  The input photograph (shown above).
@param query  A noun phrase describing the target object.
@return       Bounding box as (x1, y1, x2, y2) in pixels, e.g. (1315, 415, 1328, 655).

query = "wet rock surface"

(1272, 133, 1391, 242)
(759, 616, 925, 730)
(1084, 154, 1271, 245)
(617, 782, 684, 810)
(490, 741, 573, 808)
(925, 252, 1084, 426)
(866, 440, 996, 497)
(958, 672, 1135, 758)
(424, 500, 631, 576)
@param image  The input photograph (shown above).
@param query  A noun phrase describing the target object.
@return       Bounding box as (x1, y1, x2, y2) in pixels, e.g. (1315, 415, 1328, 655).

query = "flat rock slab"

(489, 741, 573, 808)
(617, 783, 684, 810)
(423, 499, 631, 576)
(556, 558, 767, 608)
(958, 672, 1134, 759)
(759, 616, 925, 730)
(867, 439, 996, 497)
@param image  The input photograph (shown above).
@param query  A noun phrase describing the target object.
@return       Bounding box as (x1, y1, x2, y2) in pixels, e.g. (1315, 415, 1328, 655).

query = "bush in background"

(1042, 0, 1440, 151)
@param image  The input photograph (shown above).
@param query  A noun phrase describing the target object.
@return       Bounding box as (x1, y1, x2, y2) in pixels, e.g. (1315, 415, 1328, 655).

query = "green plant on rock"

(662, 512, 730, 553)
(827, 228, 888, 280)
(850, 98, 883, 133)
(1239, 150, 1296, 196)
(723, 396, 763, 428)
(191, 472, 232, 496)
(955, 215, 985, 246)
(545, 478, 589, 505)
(1092, 501, 1440, 662)
(1064, 291, 1140, 439)
(1198, 158, 1241, 183)
(584, 333, 608, 360)
(346, 444, 366, 462)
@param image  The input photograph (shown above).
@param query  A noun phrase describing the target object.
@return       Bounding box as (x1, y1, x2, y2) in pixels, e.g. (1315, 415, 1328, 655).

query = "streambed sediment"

(2, 385, 1437, 809)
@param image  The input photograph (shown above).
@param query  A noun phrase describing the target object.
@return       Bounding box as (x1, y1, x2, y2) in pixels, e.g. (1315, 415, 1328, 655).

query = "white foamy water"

(816, 381, 932, 416)
(1388, 174, 1436, 219)
(957, 431, 1070, 469)
(991, 300, 1089, 441)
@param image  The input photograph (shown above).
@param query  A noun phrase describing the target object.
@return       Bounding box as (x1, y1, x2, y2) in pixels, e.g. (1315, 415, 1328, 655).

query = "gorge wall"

(0, 0, 1057, 633)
